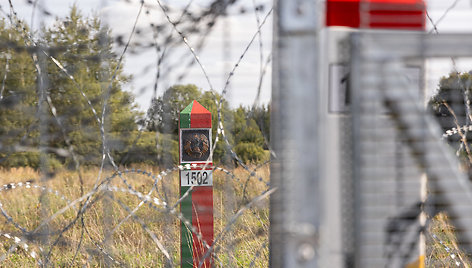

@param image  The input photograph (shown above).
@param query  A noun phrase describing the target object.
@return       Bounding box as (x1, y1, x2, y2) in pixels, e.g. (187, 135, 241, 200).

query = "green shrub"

(234, 142, 265, 164)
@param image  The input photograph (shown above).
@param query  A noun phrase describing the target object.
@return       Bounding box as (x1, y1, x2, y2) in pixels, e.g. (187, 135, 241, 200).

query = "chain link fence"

(0, 0, 272, 266)
(1, 0, 472, 267)
(270, 0, 472, 267)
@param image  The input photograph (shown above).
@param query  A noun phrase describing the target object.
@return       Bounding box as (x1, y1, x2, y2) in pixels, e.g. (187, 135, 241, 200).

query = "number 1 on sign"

(181, 170, 213, 186)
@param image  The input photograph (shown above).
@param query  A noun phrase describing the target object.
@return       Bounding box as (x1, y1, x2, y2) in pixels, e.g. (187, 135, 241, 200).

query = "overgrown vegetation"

(0, 7, 139, 168)
(0, 7, 271, 265)
(0, 7, 271, 266)
(429, 71, 472, 169)
(427, 213, 472, 267)
(0, 8, 270, 170)
(145, 84, 270, 166)
(0, 165, 270, 266)
(427, 71, 472, 266)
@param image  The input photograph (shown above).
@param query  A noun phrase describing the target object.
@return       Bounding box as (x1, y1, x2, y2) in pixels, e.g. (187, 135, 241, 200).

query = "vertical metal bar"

(350, 32, 472, 266)
(270, 0, 319, 267)
(349, 33, 363, 268)
(97, 27, 114, 266)
(35, 45, 51, 265)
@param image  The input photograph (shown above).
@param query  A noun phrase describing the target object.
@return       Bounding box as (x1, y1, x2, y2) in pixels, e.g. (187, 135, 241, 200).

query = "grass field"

(427, 213, 472, 267)
(0, 165, 270, 267)
(0, 166, 470, 267)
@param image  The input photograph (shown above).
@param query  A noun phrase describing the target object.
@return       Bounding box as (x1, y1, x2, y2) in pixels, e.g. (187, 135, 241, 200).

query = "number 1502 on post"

(180, 170, 213, 186)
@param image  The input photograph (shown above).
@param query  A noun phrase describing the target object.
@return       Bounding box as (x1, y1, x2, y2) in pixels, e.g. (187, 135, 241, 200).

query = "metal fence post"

(270, 0, 320, 267)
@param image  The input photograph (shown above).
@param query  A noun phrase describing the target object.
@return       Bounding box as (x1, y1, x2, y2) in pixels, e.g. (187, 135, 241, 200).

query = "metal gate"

(350, 32, 472, 267)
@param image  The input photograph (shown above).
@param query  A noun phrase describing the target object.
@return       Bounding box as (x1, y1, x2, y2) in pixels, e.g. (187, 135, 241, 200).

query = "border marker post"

(179, 100, 213, 267)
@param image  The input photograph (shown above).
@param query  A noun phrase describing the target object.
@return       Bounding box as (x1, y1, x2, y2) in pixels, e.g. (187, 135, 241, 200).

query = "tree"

(145, 84, 272, 165)
(43, 7, 140, 165)
(0, 19, 42, 167)
(247, 104, 270, 148)
(146, 84, 240, 165)
(232, 107, 266, 164)
(0, 8, 141, 167)
(146, 84, 201, 134)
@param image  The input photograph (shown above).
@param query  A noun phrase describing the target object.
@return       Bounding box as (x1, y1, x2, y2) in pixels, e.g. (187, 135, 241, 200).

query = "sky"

(6, 0, 273, 111)
(5, 0, 472, 111)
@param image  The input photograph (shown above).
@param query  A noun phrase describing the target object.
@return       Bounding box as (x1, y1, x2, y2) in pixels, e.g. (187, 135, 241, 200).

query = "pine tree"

(0, 19, 40, 167)
(0, 7, 141, 167)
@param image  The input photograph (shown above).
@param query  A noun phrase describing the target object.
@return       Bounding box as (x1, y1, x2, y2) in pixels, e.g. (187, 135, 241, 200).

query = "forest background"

(0, 7, 270, 170)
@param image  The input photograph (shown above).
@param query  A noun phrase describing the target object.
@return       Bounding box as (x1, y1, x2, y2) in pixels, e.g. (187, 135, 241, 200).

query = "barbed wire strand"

(0, 163, 270, 265)
(198, 187, 275, 267)
(155, 0, 216, 93)
(427, 0, 462, 35)
(0, 0, 277, 266)
(426, 2, 472, 166)
(0, 161, 268, 264)
(153, 0, 272, 175)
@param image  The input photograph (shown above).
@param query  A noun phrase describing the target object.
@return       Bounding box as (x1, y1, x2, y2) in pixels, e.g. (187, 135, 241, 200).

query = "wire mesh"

(1, 0, 472, 267)
(0, 0, 272, 266)
(350, 32, 472, 267)
(270, 0, 472, 267)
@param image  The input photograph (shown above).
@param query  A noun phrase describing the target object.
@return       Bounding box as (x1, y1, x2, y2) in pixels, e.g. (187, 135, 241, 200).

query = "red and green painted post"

(179, 100, 213, 267)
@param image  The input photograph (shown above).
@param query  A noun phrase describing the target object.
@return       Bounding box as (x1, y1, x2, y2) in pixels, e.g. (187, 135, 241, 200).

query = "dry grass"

(3, 165, 467, 267)
(0, 164, 270, 267)
(427, 213, 472, 267)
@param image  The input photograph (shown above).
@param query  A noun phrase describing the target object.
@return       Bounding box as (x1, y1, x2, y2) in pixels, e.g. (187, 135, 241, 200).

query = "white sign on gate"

(329, 64, 350, 113)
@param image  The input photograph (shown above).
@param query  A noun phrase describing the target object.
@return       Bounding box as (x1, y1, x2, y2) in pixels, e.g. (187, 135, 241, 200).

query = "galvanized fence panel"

(351, 32, 472, 267)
